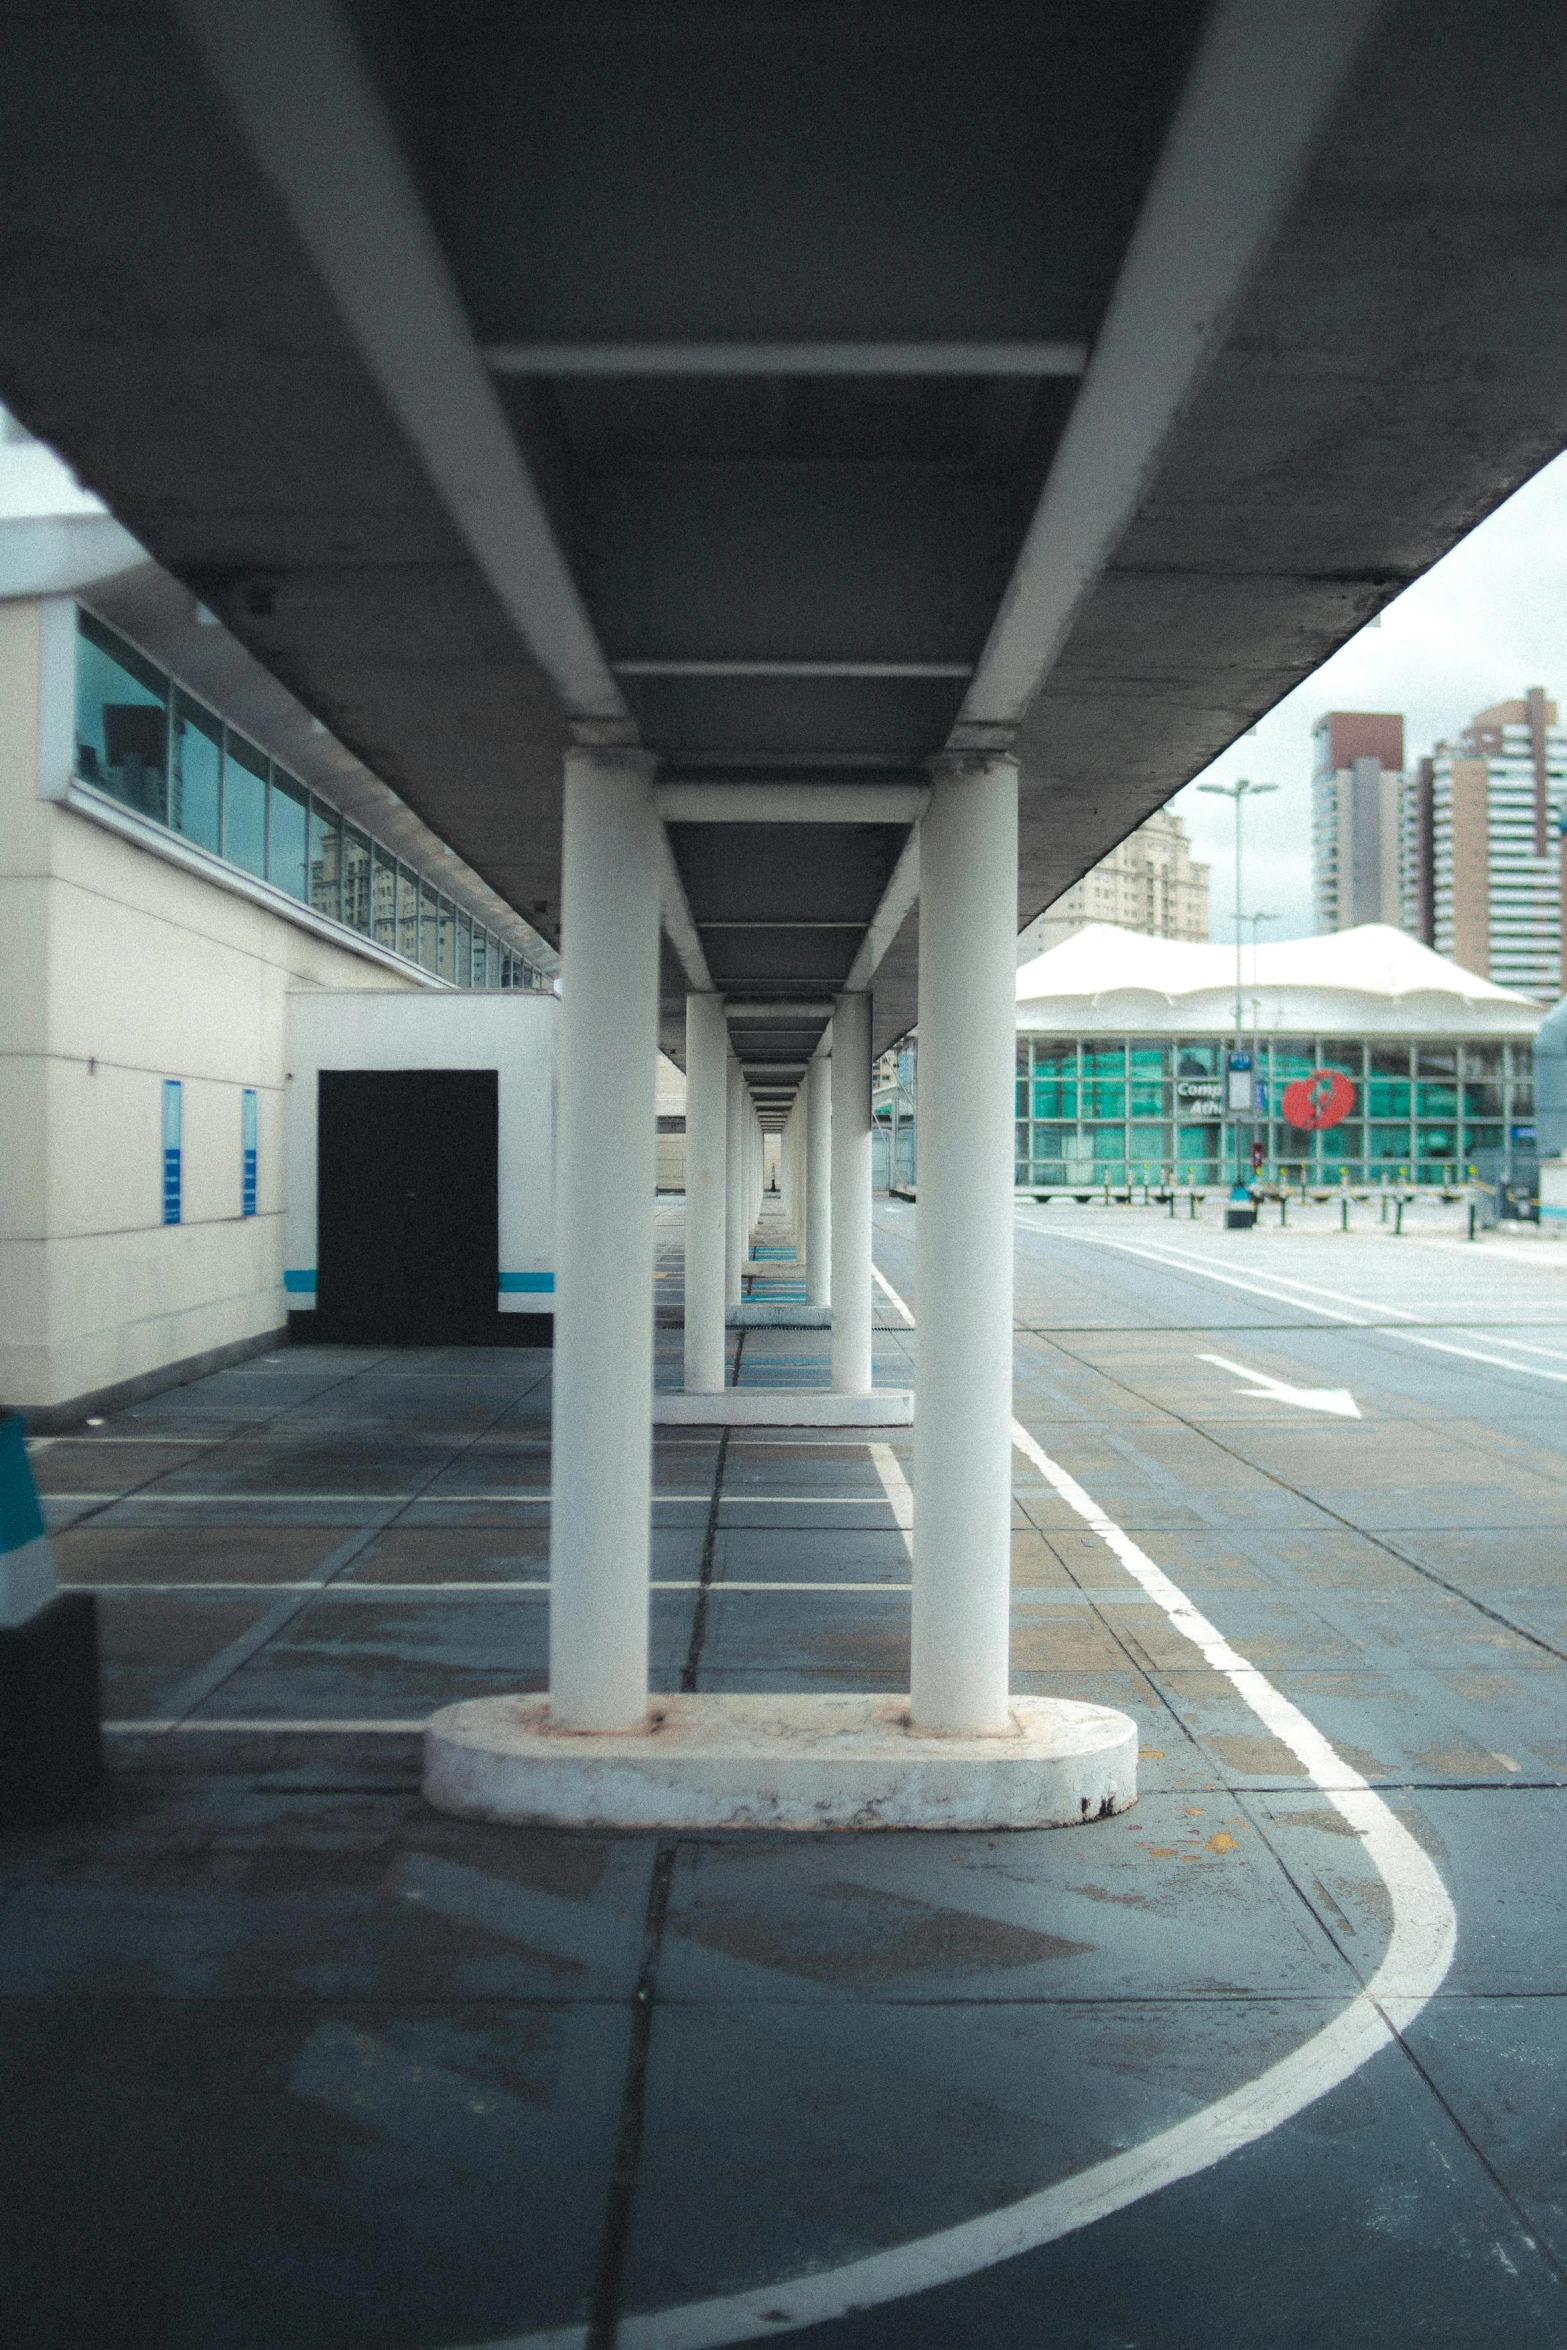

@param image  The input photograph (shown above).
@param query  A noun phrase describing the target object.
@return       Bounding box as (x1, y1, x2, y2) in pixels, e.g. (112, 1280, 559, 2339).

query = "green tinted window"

(76, 610, 168, 820)
(169, 691, 222, 852)
(308, 800, 341, 920)
(269, 772, 309, 902)
(396, 867, 419, 961)
(342, 827, 372, 930)
(372, 846, 398, 949)
(223, 732, 269, 878)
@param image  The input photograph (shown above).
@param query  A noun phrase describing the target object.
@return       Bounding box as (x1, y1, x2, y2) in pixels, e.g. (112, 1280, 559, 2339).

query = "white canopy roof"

(1016, 924, 1541, 1037)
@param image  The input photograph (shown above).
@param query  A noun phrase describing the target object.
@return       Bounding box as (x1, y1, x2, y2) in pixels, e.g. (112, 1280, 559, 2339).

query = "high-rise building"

(1018, 806, 1208, 961)
(1410, 691, 1567, 999)
(1311, 712, 1406, 933)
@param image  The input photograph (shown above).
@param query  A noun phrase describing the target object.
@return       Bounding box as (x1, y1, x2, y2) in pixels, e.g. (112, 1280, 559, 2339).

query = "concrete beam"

(655, 829, 713, 992)
(658, 783, 928, 824)
(844, 828, 921, 992)
(952, 0, 1385, 747)
(484, 343, 1088, 377)
(175, 0, 629, 732)
(623, 662, 970, 681)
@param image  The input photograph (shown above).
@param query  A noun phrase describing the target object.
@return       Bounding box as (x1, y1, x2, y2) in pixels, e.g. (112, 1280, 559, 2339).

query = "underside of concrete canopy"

(3, 0, 1567, 1118)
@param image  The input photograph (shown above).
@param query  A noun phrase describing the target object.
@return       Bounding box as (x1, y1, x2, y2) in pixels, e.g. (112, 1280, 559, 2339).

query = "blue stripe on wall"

(283, 1270, 318, 1294)
(0, 1417, 46, 1555)
(498, 1272, 555, 1293)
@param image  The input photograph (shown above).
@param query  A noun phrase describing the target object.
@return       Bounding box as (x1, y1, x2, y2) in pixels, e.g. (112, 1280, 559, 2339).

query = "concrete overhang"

(0, 1, 1564, 1063)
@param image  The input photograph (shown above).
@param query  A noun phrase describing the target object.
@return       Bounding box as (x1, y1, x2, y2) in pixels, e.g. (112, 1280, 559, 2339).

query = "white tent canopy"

(1017, 924, 1541, 1039)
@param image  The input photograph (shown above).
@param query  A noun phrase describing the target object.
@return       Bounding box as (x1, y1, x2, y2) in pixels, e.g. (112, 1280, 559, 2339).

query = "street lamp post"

(1248, 911, 1277, 1181)
(1198, 778, 1277, 1185)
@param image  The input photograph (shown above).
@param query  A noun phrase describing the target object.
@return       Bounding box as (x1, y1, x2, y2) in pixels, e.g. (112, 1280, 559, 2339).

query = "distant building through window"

(74, 607, 547, 993)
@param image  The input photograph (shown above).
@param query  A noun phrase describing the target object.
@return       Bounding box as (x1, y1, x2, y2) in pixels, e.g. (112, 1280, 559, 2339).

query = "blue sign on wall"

(241, 1088, 258, 1217)
(161, 1080, 182, 1225)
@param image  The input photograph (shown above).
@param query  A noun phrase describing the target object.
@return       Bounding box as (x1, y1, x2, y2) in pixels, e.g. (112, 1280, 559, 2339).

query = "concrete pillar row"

(805, 1050, 832, 1310)
(910, 754, 1019, 1737)
(725, 1052, 745, 1311)
(683, 992, 729, 1396)
(830, 990, 873, 1395)
(549, 747, 661, 1732)
(786, 1097, 801, 1241)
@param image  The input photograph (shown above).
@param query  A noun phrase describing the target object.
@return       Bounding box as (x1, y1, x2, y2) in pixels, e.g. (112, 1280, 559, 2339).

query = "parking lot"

(2, 1201, 1563, 2348)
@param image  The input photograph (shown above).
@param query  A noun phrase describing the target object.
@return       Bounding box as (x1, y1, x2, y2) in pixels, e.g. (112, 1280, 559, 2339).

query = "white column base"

(424, 1691, 1138, 1831)
(653, 1388, 911, 1426)
(726, 1303, 831, 1327)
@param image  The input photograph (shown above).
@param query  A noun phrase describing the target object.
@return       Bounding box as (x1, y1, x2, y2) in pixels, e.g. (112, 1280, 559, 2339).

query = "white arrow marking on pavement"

(1197, 1350, 1361, 1417)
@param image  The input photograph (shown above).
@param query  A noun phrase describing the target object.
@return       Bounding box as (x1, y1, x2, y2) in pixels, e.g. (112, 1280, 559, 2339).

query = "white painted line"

(1023, 1222, 1567, 1388)
(104, 1719, 428, 1734)
(31, 1435, 219, 1448)
(471, 1258, 1455, 2350)
(696, 1581, 910, 1594)
(870, 1262, 916, 1325)
(79, 1578, 909, 1597)
(82, 1581, 551, 1595)
(1196, 1352, 1360, 1418)
(51, 1491, 501, 1505)
(85, 1581, 331, 1595)
(56, 1491, 908, 1509)
(869, 1442, 914, 1548)
(717, 1495, 904, 1507)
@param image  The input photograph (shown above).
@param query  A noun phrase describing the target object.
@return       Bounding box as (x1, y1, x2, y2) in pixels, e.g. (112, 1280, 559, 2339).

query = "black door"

(315, 1069, 499, 1344)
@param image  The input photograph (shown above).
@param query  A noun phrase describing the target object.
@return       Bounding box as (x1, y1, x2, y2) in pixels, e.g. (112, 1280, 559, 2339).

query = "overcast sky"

(1172, 449, 1567, 945)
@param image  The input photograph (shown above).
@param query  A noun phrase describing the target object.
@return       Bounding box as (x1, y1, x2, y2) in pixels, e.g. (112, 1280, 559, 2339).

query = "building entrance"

(315, 1069, 500, 1344)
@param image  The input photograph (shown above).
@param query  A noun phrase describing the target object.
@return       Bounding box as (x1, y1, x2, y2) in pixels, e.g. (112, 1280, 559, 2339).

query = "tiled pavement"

(2, 1201, 1565, 2347)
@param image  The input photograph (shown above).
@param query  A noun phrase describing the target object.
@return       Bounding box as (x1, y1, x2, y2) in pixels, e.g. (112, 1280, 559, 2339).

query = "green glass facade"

(74, 607, 545, 992)
(1015, 1034, 1534, 1187)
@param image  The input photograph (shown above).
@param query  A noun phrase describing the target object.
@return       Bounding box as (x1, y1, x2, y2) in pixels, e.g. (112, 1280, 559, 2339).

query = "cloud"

(1172, 449, 1567, 943)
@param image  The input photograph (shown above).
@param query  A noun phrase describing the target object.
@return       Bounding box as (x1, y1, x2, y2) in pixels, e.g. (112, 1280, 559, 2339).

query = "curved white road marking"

(469, 1262, 1457, 2350)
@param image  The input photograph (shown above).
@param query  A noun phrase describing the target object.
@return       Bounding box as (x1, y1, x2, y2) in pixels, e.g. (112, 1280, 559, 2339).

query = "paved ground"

(3, 1200, 1565, 2347)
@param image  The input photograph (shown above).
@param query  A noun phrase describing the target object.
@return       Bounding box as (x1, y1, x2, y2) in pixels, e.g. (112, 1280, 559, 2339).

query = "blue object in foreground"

(0, 1413, 103, 1827)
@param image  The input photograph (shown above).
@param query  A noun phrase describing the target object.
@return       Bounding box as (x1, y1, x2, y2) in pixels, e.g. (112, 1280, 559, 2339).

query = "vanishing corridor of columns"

(427, 736, 1139, 1836)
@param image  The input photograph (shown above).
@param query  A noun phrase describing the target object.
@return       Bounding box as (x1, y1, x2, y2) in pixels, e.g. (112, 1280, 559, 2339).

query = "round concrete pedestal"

(423, 1692, 1137, 1831)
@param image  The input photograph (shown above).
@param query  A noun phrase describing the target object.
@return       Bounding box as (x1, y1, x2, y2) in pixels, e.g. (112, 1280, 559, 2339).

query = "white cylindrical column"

(549, 747, 660, 1732)
(726, 1053, 745, 1311)
(684, 992, 729, 1394)
(784, 1098, 799, 1239)
(805, 1051, 832, 1309)
(830, 991, 874, 1395)
(910, 755, 1018, 1735)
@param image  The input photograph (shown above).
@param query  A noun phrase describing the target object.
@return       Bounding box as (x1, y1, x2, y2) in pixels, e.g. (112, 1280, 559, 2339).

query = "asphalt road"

(1, 1201, 1562, 2349)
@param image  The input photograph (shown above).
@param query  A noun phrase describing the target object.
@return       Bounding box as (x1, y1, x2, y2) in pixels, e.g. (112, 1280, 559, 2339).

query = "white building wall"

(0, 597, 429, 1414)
(283, 989, 556, 1312)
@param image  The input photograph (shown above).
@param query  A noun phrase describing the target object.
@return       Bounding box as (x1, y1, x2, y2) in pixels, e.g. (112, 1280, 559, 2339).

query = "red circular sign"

(1282, 1069, 1357, 1131)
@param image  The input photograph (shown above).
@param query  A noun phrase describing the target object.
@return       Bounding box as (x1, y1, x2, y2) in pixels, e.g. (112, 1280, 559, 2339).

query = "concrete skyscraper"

(1018, 807, 1209, 961)
(1311, 712, 1406, 933)
(1408, 690, 1567, 999)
